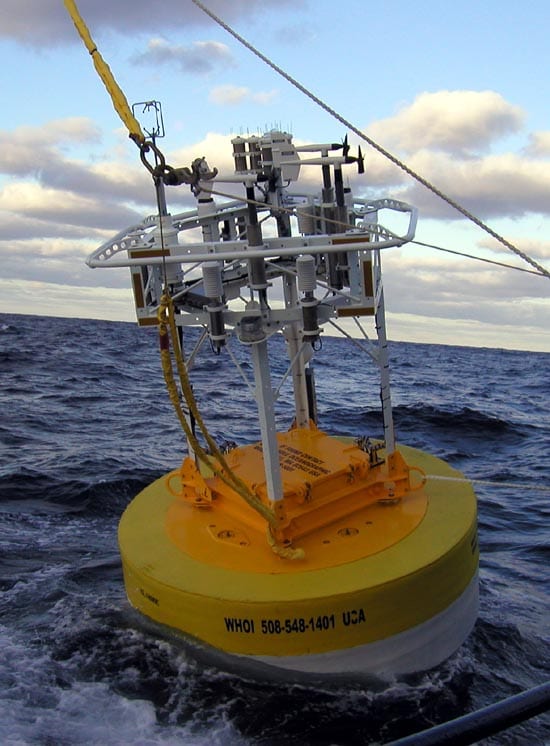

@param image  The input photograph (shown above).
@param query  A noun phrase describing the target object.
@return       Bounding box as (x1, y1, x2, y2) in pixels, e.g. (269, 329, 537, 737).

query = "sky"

(1, 0, 549, 352)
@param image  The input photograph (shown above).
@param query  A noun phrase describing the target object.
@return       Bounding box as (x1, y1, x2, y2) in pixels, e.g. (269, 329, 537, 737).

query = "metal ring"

(140, 140, 166, 175)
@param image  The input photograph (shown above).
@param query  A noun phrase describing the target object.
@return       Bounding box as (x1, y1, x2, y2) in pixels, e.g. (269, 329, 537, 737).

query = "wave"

(45, 601, 477, 746)
(316, 402, 526, 444)
(1, 313, 548, 745)
(0, 470, 162, 517)
(392, 403, 527, 440)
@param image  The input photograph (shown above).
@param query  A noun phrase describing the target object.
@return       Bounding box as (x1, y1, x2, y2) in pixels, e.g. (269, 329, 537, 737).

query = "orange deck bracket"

(168, 428, 426, 551)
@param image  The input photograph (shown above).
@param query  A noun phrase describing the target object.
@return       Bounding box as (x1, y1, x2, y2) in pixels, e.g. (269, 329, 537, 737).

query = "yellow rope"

(267, 526, 305, 561)
(157, 294, 278, 527)
(64, 0, 145, 146)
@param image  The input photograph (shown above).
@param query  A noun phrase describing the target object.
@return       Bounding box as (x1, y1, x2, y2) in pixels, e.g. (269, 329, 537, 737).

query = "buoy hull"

(250, 573, 478, 675)
(119, 444, 478, 676)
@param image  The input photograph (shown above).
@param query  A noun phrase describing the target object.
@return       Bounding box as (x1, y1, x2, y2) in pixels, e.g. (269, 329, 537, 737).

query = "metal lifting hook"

(139, 140, 174, 180)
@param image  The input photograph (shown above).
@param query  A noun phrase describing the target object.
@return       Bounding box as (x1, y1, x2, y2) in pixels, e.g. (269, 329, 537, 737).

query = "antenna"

(131, 100, 165, 141)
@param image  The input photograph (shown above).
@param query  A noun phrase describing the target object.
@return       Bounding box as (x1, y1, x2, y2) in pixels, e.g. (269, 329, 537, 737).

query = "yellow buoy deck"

(119, 439, 478, 672)
(166, 428, 428, 572)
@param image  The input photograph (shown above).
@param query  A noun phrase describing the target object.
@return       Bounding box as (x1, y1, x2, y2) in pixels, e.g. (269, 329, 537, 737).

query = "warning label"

(254, 443, 331, 478)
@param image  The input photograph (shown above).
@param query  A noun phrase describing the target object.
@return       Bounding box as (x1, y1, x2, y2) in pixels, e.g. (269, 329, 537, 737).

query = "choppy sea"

(1, 312, 548, 745)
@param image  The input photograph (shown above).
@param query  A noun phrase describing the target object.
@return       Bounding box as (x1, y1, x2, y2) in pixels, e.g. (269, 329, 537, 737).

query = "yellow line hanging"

(64, 0, 145, 146)
(157, 294, 280, 530)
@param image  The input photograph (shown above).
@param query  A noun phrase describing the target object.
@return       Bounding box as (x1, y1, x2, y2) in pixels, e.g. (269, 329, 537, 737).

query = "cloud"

(387, 310, 549, 353)
(343, 92, 549, 222)
(477, 236, 550, 262)
(131, 38, 236, 75)
(208, 85, 278, 106)
(272, 21, 315, 45)
(0, 278, 136, 322)
(1, 0, 302, 45)
(524, 131, 550, 157)
(0, 99, 548, 351)
(389, 150, 550, 220)
(0, 181, 141, 230)
(169, 132, 236, 178)
(0, 118, 168, 225)
(0, 212, 101, 242)
(0, 234, 133, 289)
(0, 116, 201, 309)
(368, 90, 524, 156)
(210, 85, 249, 105)
(0, 118, 100, 177)
(382, 248, 549, 334)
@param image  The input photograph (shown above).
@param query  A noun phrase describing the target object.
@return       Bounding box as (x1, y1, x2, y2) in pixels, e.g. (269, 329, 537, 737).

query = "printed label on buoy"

(223, 608, 366, 637)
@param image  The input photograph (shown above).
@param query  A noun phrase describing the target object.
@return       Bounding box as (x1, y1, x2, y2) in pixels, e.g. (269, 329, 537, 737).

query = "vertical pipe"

(245, 185, 268, 307)
(244, 178, 283, 500)
(373, 249, 395, 454)
(334, 164, 349, 286)
(251, 340, 284, 502)
(282, 271, 310, 428)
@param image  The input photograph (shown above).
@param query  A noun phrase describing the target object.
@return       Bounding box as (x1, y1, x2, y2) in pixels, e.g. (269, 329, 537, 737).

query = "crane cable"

(191, 0, 550, 281)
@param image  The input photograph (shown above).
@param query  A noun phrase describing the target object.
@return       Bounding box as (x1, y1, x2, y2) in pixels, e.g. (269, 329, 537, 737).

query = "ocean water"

(1, 312, 548, 745)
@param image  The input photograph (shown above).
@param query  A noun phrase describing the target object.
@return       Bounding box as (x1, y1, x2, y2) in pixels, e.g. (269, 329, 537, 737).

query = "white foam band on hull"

(246, 573, 479, 676)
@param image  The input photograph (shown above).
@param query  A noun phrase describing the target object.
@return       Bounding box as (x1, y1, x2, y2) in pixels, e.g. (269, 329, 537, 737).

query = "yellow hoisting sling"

(63, 0, 145, 146)
(157, 295, 275, 525)
(157, 294, 305, 560)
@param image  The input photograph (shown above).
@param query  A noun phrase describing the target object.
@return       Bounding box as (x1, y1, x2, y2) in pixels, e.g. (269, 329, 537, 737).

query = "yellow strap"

(157, 295, 278, 528)
(64, 0, 145, 145)
(267, 526, 305, 561)
(158, 293, 306, 558)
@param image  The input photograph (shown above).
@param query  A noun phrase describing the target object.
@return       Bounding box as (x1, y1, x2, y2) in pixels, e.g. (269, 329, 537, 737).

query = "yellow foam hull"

(119, 443, 478, 675)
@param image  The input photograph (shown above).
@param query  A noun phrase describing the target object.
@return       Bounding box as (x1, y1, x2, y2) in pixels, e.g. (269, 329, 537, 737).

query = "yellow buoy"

(62, 0, 489, 679)
(119, 439, 478, 676)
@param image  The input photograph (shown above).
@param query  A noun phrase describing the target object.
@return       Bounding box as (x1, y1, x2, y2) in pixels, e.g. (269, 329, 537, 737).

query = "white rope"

(200, 185, 544, 278)
(427, 474, 550, 493)
(412, 240, 546, 277)
(192, 0, 550, 280)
